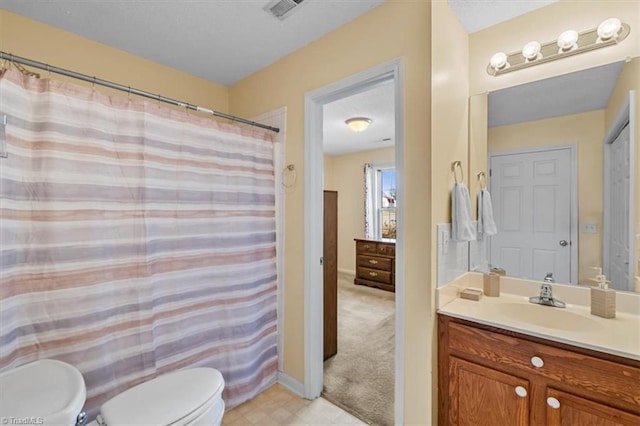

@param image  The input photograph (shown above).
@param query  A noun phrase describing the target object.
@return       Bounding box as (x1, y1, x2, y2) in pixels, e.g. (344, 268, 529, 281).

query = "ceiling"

(0, 0, 386, 86)
(3, 0, 565, 154)
(488, 61, 624, 128)
(447, 0, 559, 33)
(323, 80, 395, 156)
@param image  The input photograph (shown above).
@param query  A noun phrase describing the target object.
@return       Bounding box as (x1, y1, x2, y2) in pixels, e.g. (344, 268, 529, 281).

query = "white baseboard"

(277, 371, 305, 398)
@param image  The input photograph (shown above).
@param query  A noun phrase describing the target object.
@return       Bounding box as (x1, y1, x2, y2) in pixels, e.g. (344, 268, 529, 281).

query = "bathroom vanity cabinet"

(438, 314, 640, 425)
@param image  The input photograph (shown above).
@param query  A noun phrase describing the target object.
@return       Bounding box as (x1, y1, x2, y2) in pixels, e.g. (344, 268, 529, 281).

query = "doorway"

(303, 59, 404, 425)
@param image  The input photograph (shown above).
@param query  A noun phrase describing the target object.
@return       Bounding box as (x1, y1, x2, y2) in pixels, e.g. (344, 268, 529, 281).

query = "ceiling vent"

(264, 0, 306, 20)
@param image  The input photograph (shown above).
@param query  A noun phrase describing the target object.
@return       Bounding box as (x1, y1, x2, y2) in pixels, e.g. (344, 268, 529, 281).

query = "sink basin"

(494, 302, 604, 332)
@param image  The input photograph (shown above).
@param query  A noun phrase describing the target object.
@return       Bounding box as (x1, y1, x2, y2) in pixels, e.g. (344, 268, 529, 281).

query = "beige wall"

(0, 10, 229, 113)
(431, 1, 469, 281)
(469, 94, 488, 220)
(488, 110, 605, 284)
(430, 1, 469, 415)
(324, 147, 395, 274)
(230, 1, 433, 422)
(469, 0, 640, 95)
(604, 58, 640, 291)
(323, 155, 336, 191)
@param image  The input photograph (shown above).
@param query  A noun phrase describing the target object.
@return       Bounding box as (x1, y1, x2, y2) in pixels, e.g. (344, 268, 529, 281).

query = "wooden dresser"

(354, 238, 395, 292)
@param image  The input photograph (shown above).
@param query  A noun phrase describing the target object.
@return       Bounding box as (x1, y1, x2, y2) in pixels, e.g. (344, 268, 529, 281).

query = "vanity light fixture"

(522, 41, 542, 61)
(597, 18, 622, 41)
(487, 18, 630, 76)
(345, 117, 372, 132)
(490, 52, 509, 70)
(557, 30, 578, 52)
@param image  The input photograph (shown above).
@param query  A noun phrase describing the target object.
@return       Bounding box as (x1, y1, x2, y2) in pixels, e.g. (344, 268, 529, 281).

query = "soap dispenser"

(590, 267, 616, 319)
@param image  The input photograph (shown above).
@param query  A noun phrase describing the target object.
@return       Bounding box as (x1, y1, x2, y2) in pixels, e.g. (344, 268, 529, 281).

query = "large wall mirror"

(470, 57, 639, 293)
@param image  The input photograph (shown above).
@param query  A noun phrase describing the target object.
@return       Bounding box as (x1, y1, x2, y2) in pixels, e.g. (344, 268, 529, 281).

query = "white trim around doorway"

(303, 58, 405, 426)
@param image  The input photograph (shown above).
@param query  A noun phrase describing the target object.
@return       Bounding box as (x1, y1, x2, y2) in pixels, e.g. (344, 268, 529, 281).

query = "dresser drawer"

(357, 255, 392, 271)
(357, 267, 392, 284)
(377, 243, 395, 256)
(448, 321, 640, 413)
(356, 241, 377, 254)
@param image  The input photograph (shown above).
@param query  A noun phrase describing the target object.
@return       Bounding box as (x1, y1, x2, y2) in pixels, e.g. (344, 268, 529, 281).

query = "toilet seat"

(98, 367, 224, 426)
(0, 359, 87, 426)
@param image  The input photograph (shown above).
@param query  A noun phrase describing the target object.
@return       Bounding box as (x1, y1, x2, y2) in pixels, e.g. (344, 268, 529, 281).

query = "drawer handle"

(531, 356, 544, 368)
(514, 386, 527, 398)
(363, 244, 371, 249)
(369, 271, 378, 277)
(368, 259, 379, 265)
(547, 397, 560, 409)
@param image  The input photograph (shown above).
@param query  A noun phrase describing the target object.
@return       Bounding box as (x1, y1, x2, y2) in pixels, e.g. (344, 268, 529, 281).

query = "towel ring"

(452, 161, 464, 184)
(477, 171, 487, 189)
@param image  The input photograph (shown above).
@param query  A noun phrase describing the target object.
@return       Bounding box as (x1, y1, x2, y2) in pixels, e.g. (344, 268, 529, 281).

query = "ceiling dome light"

(490, 52, 509, 70)
(597, 18, 622, 41)
(345, 117, 372, 132)
(557, 30, 579, 51)
(522, 41, 542, 61)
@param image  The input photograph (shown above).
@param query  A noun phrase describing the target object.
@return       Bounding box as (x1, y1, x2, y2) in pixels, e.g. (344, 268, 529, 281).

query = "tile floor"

(222, 384, 367, 425)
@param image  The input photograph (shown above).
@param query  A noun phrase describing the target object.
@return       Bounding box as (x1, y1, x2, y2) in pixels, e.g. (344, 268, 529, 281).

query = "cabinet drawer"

(357, 267, 391, 284)
(357, 255, 392, 271)
(377, 243, 395, 256)
(448, 322, 640, 414)
(356, 241, 377, 254)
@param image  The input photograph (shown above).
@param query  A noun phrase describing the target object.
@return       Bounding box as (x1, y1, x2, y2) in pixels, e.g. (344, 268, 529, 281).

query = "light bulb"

(345, 117, 372, 132)
(522, 41, 542, 61)
(557, 30, 578, 51)
(597, 18, 622, 40)
(490, 52, 508, 70)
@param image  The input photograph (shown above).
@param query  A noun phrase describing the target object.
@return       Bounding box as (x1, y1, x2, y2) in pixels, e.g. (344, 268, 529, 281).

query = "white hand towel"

(451, 183, 476, 241)
(477, 188, 498, 240)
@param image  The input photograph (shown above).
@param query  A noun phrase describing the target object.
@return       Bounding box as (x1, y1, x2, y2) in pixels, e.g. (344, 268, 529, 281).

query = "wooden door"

(546, 388, 640, 426)
(448, 356, 529, 426)
(490, 148, 572, 283)
(323, 190, 338, 361)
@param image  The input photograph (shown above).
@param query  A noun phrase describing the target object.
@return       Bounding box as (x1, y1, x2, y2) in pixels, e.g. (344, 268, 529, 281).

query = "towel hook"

(452, 161, 464, 184)
(477, 171, 487, 189)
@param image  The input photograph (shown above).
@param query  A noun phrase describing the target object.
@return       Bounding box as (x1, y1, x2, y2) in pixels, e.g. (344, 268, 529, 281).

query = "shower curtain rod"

(0, 51, 280, 133)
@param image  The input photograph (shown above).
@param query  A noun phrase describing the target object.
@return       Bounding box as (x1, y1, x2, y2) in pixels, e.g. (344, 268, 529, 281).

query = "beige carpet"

(323, 274, 395, 426)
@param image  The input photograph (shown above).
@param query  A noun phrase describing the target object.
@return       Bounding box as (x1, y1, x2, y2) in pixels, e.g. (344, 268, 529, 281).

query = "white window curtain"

(363, 163, 375, 239)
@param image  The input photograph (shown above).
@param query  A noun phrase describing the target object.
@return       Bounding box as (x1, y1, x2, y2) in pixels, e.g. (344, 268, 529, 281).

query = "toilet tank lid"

(0, 359, 86, 424)
(100, 367, 224, 426)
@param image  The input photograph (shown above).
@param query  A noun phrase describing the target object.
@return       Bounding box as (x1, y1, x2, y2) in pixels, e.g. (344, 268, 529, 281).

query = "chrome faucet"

(529, 283, 566, 308)
(543, 272, 554, 283)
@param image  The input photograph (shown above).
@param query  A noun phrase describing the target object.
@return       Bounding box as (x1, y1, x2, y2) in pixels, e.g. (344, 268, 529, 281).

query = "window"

(375, 167, 396, 240)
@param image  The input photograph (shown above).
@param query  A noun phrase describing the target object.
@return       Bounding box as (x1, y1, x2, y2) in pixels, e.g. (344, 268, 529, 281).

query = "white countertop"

(437, 273, 640, 361)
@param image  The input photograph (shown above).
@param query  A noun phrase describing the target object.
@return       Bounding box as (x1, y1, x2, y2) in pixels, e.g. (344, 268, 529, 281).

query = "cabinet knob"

(547, 397, 560, 409)
(369, 271, 378, 277)
(531, 356, 544, 368)
(363, 244, 371, 249)
(514, 386, 528, 398)
(369, 259, 379, 265)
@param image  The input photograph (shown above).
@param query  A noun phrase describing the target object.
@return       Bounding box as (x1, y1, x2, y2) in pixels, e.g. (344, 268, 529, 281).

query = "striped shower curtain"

(0, 68, 277, 417)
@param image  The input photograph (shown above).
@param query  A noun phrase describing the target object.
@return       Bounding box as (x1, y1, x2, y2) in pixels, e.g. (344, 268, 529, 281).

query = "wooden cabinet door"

(546, 388, 640, 426)
(323, 190, 338, 360)
(449, 356, 529, 426)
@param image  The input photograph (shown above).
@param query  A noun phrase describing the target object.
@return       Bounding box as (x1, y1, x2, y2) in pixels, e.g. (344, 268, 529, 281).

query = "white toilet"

(0, 359, 225, 426)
